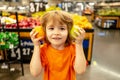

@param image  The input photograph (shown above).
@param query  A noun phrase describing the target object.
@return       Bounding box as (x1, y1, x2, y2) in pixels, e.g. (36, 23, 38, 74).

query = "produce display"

(32, 6, 61, 18)
(1, 17, 16, 24)
(9, 14, 27, 21)
(0, 32, 19, 50)
(18, 17, 41, 28)
(46, 6, 61, 11)
(0, 16, 41, 29)
(83, 7, 93, 15)
(1, 11, 10, 16)
(72, 14, 92, 29)
(31, 11, 45, 18)
(97, 8, 120, 16)
(0, 6, 92, 29)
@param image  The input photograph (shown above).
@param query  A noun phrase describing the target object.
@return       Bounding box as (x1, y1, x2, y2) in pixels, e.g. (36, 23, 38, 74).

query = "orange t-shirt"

(40, 43, 76, 80)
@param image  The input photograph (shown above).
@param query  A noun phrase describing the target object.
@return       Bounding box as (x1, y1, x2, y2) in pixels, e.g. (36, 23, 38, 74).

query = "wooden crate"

(101, 16, 119, 28)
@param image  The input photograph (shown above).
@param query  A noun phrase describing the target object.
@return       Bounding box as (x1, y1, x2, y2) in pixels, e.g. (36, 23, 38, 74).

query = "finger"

(74, 28, 84, 36)
(78, 28, 85, 34)
(37, 36, 44, 41)
(72, 33, 77, 39)
(33, 31, 39, 38)
(30, 29, 39, 39)
(74, 30, 80, 37)
(30, 29, 35, 36)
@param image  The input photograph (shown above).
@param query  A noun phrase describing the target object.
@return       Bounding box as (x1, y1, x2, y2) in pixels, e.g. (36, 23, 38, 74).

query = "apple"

(70, 25, 80, 39)
(33, 26, 45, 38)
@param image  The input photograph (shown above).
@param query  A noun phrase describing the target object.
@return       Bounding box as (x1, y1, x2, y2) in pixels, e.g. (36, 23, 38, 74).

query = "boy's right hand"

(30, 29, 44, 46)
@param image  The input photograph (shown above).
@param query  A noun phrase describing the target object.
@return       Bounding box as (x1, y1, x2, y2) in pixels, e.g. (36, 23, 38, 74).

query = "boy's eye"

(49, 27, 54, 30)
(60, 27, 65, 30)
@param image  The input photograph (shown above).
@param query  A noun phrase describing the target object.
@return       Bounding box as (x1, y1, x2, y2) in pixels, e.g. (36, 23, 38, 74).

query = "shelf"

(0, 28, 32, 32)
(0, 28, 94, 32)
(95, 2, 120, 7)
(0, 11, 24, 76)
(1, 10, 28, 14)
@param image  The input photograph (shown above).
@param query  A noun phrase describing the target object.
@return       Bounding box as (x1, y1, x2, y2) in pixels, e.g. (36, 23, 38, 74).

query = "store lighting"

(94, 63, 120, 78)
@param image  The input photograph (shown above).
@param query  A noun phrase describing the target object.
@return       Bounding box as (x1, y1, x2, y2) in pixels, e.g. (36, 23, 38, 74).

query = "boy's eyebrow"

(59, 25, 67, 27)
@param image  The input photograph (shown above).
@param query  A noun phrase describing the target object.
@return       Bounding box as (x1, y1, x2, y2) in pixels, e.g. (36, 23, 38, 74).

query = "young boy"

(30, 10, 86, 80)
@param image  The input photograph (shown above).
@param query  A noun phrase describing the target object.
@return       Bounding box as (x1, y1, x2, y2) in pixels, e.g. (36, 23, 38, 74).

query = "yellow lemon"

(70, 25, 80, 39)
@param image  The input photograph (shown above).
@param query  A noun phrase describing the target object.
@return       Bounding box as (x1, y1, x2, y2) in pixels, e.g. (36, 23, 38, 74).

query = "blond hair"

(41, 10, 73, 46)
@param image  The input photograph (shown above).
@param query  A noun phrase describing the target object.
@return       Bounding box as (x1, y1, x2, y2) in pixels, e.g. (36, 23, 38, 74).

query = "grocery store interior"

(0, 0, 120, 80)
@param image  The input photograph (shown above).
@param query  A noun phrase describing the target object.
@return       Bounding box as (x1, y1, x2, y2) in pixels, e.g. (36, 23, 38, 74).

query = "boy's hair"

(41, 10, 73, 46)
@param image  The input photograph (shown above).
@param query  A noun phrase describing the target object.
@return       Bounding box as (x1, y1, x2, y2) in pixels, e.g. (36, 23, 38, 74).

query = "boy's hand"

(30, 29, 44, 46)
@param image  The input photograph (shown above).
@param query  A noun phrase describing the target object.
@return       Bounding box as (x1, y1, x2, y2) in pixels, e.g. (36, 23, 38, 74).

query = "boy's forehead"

(46, 20, 67, 27)
(47, 18, 65, 25)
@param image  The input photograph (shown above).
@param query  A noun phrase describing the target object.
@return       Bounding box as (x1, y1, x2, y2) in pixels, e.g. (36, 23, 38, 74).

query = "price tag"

(61, 2, 73, 12)
(29, 1, 46, 13)
(7, 39, 34, 62)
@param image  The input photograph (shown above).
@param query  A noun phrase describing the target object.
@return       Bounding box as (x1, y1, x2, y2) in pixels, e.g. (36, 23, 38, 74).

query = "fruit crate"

(97, 16, 119, 29)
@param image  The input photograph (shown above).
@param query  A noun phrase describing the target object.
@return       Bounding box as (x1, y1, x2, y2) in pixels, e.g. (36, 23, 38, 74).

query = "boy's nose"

(54, 29, 60, 35)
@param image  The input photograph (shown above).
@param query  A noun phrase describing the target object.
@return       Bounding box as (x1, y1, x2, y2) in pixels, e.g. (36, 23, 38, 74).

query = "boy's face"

(46, 21, 68, 47)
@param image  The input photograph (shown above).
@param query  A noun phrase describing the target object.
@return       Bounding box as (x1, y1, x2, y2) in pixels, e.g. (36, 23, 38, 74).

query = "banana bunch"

(46, 6, 61, 11)
(72, 14, 92, 29)
(1, 17, 16, 24)
(2, 11, 10, 16)
(32, 11, 45, 18)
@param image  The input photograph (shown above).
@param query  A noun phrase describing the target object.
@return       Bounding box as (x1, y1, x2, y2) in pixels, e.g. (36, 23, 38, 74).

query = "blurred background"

(0, 0, 120, 80)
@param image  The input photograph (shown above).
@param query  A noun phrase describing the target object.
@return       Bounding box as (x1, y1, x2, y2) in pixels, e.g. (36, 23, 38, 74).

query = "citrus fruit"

(70, 25, 80, 39)
(33, 26, 45, 38)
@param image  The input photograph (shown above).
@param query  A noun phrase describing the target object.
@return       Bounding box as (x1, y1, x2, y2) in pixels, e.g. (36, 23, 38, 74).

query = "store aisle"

(77, 27, 120, 80)
(0, 27, 120, 80)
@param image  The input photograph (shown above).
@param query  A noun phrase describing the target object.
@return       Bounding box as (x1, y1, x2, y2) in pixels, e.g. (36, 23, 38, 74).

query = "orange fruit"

(33, 26, 45, 38)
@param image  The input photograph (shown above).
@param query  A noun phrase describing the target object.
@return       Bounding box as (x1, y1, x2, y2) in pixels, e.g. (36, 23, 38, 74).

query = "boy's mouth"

(52, 37, 61, 40)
